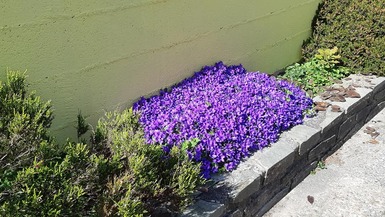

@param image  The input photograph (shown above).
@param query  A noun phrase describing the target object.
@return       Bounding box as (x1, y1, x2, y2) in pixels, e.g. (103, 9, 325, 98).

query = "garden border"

(181, 74, 385, 217)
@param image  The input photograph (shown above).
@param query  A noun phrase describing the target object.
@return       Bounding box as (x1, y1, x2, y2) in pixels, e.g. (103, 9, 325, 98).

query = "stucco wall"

(0, 0, 321, 141)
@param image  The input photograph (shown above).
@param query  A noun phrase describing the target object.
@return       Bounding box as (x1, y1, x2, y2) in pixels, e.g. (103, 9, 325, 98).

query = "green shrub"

(0, 71, 101, 216)
(0, 70, 54, 199)
(92, 109, 204, 216)
(1, 142, 101, 217)
(281, 47, 349, 96)
(303, 0, 385, 75)
(1, 70, 204, 216)
(0, 70, 53, 173)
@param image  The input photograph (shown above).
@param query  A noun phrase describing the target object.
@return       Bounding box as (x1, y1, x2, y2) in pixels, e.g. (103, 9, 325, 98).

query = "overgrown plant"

(281, 47, 349, 96)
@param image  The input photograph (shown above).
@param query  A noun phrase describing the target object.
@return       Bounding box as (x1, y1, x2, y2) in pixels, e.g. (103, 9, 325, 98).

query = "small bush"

(134, 62, 313, 178)
(92, 109, 204, 216)
(0, 70, 53, 174)
(281, 47, 349, 96)
(1, 71, 100, 216)
(0, 70, 54, 201)
(303, 0, 385, 75)
(1, 142, 100, 217)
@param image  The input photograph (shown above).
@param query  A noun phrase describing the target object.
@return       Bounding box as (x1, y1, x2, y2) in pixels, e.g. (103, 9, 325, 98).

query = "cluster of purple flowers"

(134, 62, 313, 178)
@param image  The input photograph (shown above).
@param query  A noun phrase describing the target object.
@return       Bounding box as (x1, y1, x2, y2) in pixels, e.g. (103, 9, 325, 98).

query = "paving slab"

(264, 107, 385, 217)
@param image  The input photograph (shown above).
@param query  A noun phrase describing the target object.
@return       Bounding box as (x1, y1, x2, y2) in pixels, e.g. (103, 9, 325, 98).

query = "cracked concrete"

(264, 107, 385, 217)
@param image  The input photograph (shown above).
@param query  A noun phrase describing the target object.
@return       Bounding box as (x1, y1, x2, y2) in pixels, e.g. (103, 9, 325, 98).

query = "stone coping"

(181, 74, 385, 217)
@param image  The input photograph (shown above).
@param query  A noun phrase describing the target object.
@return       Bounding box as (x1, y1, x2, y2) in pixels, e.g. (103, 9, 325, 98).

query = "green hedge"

(303, 0, 385, 75)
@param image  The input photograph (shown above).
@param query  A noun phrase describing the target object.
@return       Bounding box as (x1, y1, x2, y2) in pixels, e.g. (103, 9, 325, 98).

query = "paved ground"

(265, 107, 385, 217)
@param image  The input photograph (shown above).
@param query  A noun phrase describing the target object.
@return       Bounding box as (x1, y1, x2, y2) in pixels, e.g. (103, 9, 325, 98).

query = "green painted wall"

(0, 0, 321, 141)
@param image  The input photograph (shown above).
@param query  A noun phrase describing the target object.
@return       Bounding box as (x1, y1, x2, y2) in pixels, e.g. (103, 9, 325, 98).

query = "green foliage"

(76, 110, 89, 142)
(92, 109, 205, 216)
(0, 70, 204, 216)
(0, 70, 53, 174)
(303, 0, 385, 76)
(281, 47, 349, 95)
(311, 160, 327, 175)
(0, 71, 100, 215)
(0, 69, 55, 202)
(1, 143, 100, 217)
(181, 138, 200, 153)
(317, 160, 326, 170)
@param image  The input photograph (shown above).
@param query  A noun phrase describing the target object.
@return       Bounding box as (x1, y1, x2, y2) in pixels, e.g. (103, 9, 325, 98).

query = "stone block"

(324, 140, 345, 159)
(276, 132, 301, 160)
(228, 209, 243, 217)
(378, 101, 385, 109)
(308, 135, 337, 162)
(181, 200, 226, 217)
(319, 109, 345, 139)
(253, 187, 290, 217)
(348, 90, 372, 115)
(290, 161, 318, 189)
(371, 76, 385, 95)
(243, 179, 287, 217)
(302, 111, 325, 130)
(285, 125, 321, 156)
(338, 115, 356, 140)
(223, 157, 265, 204)
(342, 118, 366, 143)
(374, 87, 385, 102)
(254, 137, 297, 185)
(280, 154, 307, 186)
(366, 101, 385, 122)
(356, 104, 373, 124)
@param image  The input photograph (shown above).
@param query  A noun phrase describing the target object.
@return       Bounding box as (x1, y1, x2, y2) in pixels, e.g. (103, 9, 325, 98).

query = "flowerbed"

(134, 62, 313, 178)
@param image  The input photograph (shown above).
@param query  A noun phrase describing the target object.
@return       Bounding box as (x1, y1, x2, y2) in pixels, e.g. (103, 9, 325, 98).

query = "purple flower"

(134, 62, 312, 178)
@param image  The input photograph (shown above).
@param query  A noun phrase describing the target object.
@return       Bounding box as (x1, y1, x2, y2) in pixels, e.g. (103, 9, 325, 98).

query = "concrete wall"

(0, 0, 321, 141)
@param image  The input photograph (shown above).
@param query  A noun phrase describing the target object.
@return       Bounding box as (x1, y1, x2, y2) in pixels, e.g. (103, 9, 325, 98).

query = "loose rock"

(330, 95, 346, 102)
(315, 105, 327, 112)
(307, 195, 314, 204)
(331, 105, 342, 112)
(314, 101, 331, 108)
(368, 139, 379, 144)
(346, 90, 361, 98)
(365, 126, 376, 134)
(371, 132, 380, 139)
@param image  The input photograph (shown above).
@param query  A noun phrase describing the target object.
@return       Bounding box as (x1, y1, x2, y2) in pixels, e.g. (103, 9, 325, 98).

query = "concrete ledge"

(181, 75, 385, 217)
